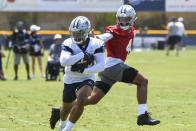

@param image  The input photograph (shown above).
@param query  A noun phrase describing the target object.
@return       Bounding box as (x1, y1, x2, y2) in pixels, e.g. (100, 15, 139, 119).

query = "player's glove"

(71, 52, 94, 73)
(71, 63, 85, 73)
(83, 52, 94, 66)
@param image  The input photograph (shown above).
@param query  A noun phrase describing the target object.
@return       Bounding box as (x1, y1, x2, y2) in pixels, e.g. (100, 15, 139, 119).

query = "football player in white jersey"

(54, 16, 105, 131)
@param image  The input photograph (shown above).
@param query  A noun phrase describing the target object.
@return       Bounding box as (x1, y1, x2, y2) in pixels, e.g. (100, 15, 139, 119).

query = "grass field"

(0, 49, 196, 131)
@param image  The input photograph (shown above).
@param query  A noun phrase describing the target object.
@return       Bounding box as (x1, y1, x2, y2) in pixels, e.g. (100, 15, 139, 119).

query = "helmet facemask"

(71, 30, 88, 45)
(116, 5, 136, 30)
(69, 16, 91, 45)
(117, 17, 132, 30)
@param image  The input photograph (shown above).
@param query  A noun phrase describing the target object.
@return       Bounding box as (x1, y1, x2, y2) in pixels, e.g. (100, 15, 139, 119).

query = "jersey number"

(126, 39, 132, 53)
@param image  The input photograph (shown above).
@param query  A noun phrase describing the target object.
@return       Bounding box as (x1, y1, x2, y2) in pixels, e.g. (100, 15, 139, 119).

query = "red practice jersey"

(104, 24, 136, 62)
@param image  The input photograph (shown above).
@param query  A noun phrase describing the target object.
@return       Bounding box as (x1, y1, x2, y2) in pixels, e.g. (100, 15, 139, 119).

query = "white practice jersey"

(60, 37, 105, 84)
(176, 22, 185, 37)
(167, 21, 185, 37)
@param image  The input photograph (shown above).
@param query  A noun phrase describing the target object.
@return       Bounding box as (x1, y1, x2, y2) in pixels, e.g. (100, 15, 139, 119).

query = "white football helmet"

(116, 4, 136, 30)
(69, 16, 91, 45)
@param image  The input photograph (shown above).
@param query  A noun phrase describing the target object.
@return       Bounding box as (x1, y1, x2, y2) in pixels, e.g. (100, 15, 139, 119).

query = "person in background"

(166, 17, 181, 56)
(8, 21, 31, 80)
(166, 16, 185, 56)
(29, 25, 45, 78)
(47, 34, 63, 80)
(0, 44, 7, 80)
(178, 17, 187, 51)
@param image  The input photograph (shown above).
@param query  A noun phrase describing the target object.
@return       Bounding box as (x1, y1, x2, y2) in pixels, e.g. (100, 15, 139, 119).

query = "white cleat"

(31, 74, 36, 79)
(42, 74, 46, 78)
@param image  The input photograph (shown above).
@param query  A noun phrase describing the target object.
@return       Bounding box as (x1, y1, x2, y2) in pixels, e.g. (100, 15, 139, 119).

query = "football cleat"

(27, 75, 31, 80)
(50, 107, 61, 129)
(137, 111, 160, 126)
(14, 76, 18, 80)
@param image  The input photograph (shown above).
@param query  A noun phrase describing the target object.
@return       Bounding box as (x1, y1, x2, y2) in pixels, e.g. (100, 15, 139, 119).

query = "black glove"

(84, 52, 94, 66)
(71, 63, 85, 73)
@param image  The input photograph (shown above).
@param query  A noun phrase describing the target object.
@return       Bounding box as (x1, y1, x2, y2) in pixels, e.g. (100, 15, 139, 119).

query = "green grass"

(0, 49, 196, 131)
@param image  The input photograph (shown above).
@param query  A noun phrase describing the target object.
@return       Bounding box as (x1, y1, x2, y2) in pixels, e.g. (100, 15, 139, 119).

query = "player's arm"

(166, 23, 171, 39)
(48, 44, 54, 61)
(83, 46, 105, 74)
(8, 32, 15, 48)
(60, 45, 84, 67)
(95, 33, 113, 43)
(90, 29, 113, 43)
(39, 35, 44, 54)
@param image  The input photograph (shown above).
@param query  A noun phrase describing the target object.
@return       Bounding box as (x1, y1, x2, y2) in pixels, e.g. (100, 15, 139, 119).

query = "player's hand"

(84, 52, 94, 66)
(71, 63, 85, 73)
(71, 52, 94, 73)
(77, 60, 88, 67)
(89, 29, 95, 38)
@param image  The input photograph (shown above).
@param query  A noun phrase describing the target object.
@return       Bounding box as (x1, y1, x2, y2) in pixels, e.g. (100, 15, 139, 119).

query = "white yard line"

(0, 128, 7, 131)
(0, 115, 47, 126)
(75, 129, 90, 131)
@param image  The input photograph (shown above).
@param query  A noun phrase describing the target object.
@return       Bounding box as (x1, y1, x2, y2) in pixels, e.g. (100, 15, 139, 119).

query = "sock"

(64, 120, 74, 131)
(59, 119, 67, 128)
(138, 104, 147, 116)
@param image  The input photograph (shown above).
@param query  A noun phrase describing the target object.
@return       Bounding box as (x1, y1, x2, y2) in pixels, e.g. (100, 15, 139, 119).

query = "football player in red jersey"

(50, 5, 160, 128)
(85, 4, 160, 126)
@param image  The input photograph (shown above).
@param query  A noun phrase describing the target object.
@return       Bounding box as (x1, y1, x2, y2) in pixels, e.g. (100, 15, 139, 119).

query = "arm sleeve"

(60, 50, 84, 67)
(48, 45, 53, 56)
(83, 53, 105, 74)
(96, 33, 113, 43)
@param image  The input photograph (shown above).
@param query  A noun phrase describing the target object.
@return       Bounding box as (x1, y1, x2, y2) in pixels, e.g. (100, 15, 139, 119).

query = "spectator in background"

(178, 17, 187, 51)
(29, 25, 45, 78)
(9, 21, 31, 80)
(0, 45, 7, 80)
(47, 34, 63, 80)
(166, 16, 183, 56)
